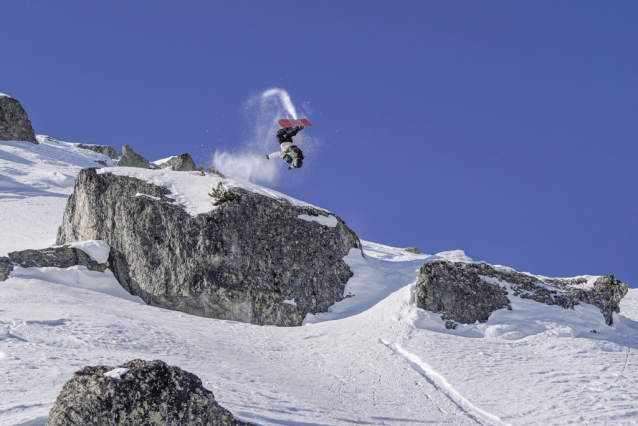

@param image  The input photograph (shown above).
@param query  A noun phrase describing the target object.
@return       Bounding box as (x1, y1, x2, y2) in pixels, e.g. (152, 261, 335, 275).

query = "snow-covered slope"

(2, 138, 638, 425)
(0, 136, 116, 255)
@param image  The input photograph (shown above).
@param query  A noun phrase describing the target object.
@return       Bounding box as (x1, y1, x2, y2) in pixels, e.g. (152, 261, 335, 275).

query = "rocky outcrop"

(415, 260, 510, 328)
(415, 260, 628, 327)
(76, 143, 118, 159)
(56, 169, 362, 326)
(0, 245, 108, 281)
(118, 144, 150, 168)
(46, 359, 249, 426)
(156, 153, 197, 171)
(0, 94, 37, 143)
(405, 247, 421, 254)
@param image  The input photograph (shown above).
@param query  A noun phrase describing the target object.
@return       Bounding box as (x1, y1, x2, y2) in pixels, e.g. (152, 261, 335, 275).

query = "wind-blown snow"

(262, 88, 297, 119)
(211, 88, 320, 185)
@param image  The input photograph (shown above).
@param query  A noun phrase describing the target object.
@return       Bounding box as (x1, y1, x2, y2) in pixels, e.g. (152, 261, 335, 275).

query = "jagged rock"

(415, 260, 511, 326)
(0, 245, 108, 281)
(56, 169, 363, 326)
(76, 143, 118, 159)
(0, 94, 37, 143)
(405, 247, 421, 254)
(156, 153, 197, 171)
(415, 260, 628, 326)
(118, 144, 150, 168)
(45, 359, 249, 426)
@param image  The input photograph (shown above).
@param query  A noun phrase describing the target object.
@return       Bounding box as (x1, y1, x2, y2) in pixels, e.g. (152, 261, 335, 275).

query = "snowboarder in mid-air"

(266, 119, 312, 170)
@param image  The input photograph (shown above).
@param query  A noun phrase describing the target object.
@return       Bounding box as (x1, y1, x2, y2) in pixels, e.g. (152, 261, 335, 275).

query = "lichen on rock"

(45, 359, 250, 426)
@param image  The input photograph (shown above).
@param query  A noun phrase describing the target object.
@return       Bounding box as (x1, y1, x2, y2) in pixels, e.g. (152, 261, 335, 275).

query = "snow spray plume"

(212, 88, 307, 185)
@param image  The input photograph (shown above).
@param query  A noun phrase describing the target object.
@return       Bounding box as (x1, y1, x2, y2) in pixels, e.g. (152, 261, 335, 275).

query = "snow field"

(3, 241, 638, 425)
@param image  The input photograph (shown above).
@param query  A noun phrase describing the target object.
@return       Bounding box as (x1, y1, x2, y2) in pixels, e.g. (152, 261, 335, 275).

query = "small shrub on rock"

(208, 182, 236, 206)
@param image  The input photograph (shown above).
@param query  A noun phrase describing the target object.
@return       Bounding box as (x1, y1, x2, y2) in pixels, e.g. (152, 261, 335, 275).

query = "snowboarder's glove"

(266, 154, 270, 160)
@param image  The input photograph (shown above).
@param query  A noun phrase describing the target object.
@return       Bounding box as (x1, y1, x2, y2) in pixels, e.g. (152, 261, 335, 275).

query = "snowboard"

(278, 118, 312, 127)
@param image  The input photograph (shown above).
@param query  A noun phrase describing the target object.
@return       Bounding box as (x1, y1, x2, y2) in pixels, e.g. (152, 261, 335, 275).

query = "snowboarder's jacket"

(267, 142, 304, 166)
(268, 126, 305, 168)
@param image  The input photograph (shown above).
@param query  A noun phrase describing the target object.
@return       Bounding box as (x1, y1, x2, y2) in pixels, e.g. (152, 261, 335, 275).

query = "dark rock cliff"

(0, 95, 37, 143)
(416, 260, 628, 327)
(45, 359, 249, 426)
(56, 168, 362, 326)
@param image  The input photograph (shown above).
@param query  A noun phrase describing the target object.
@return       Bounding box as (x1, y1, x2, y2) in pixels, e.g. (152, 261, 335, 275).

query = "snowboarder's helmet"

(292, 158, 303, 169)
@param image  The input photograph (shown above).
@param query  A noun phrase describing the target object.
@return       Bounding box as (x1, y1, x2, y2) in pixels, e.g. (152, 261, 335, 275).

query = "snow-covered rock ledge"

(0, 242, 109, 280)
(416, 260, 628, 328)
(0, 240, 143, 302)
(56, 168, 363, 326)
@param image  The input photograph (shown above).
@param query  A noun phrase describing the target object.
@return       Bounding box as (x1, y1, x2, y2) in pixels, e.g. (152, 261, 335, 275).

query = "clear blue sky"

(3, 1, 637, 286)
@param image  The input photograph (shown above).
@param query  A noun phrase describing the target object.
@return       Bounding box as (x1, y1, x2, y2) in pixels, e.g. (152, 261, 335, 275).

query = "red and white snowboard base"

(278, 118, 312, 127)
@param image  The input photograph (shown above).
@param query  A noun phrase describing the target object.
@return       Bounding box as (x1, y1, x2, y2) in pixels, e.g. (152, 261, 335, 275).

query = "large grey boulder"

(46, 359, 249, 426)
(0, 245, 108, 281)
(415, 260, 628, 327)
(156, 153, 197, 171)
(118, 144, 150, 168)
(0, 94, 37, 143)
(76, 143, 118, 159)
(56, 169, 362, 326)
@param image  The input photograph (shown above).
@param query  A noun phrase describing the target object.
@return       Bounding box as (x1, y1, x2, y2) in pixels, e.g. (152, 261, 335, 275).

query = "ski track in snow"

(381, 341, 510, 426)
(2, 137, 638, 425)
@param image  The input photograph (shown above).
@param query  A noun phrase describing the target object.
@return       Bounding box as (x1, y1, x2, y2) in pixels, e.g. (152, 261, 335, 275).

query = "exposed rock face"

(56, 169, 362, 326)
(118, 144, 150, 168)
(415, 260, 510, 328)
(415, 260, 628, 327)
(0, 95, 37, 143)
(76, 143, 118, 159)
(46, 359, 249, 426)
(405, 247, 421, 254)
(0, 245, 108, 281)
(157, 153, 197, 171)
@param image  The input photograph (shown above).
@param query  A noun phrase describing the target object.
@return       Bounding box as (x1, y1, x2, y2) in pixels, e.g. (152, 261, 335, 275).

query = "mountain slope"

(1, 137, 637, 426)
